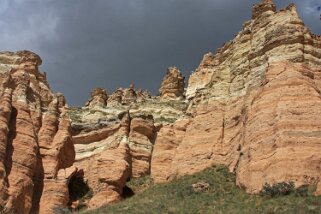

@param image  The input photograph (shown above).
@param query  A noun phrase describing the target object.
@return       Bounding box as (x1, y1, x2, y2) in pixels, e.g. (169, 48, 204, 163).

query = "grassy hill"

(76, 166, 321, 214)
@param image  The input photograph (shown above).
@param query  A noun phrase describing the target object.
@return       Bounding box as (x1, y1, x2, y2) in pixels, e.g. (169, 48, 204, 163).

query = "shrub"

(260, 181, 295, 197)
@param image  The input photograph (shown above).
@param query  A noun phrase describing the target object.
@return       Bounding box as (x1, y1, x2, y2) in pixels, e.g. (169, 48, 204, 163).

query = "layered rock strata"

(186, 1, 321, 100)
(72, 112, 156, 208)
(85, 88, 108, 108)
(159, 67, 185, 99)
(3, 0, 320, 212)
(0, 51, 75, 213)
(103, 85, 151, 107)
(152, 0, 321, 195)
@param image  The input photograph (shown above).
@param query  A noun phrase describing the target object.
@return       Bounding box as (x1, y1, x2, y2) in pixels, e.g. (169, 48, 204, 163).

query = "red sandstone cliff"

(1, 0, 321, 212)
(152, 0, 321, 195)
(0, 51, 75, 213)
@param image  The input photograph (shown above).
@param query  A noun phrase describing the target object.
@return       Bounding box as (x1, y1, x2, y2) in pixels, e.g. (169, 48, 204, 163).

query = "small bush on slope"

(81, 165, 321, 214)
(260, 182, 295, 197)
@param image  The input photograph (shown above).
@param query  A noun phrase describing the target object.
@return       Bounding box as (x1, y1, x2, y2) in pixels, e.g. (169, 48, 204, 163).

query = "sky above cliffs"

(0, 0, 320, 106)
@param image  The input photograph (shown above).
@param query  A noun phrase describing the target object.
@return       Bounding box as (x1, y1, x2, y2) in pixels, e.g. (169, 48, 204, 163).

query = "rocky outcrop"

(122, 84, 137, 105)
(85, 88, 108, 108)
(70, 1, 321, 208)
(106, 85, 150, 107)
(107, 88, 124, 107)
(0, 51, 75, 213)
(153, 60, 321, 194)
(151, 119, 189, 183)
(136, 89, 151, 102)
(186, 1, 321, 99)
(159, 67, 185, 99)
(236, 61, 321, 193)
(129, 115, 156, 177)
(3, 0, 319, 212)
(88, 139, 131, 208)
(71, 111, 156, 208)
(152, 0, 321, 196)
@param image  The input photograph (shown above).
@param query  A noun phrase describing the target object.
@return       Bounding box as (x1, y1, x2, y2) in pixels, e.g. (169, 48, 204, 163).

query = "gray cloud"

(0, 0, 320, 105)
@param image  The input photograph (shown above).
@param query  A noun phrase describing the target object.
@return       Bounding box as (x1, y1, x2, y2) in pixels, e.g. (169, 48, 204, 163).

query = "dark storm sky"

(0, 0, 320, 106)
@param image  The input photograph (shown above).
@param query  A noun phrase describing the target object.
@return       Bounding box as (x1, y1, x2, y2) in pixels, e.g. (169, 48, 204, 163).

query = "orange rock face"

(0, 51, 75, 214)
(88, 140, 131, 208)
(85, 88, 108, 108)
(151, 119, 189, 183)
(152, 0, 321, 196)
(3, 0, 320, 212)
(70, 1, 321, 209)
(129, 115, 156, 177)
(103, 85, 150, 107)
(159, 67, 185, 100)
(236, 61, 321, 193)
(153, 61, 321, 194)
(72, 112, 156, 208)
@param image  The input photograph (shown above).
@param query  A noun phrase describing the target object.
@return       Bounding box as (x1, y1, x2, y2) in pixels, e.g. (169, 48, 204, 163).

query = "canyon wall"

(1, 0, 321, 212)
(70, 79, 188, 209)
(152, 0, 321, 194)
(0, 51, 75, 213)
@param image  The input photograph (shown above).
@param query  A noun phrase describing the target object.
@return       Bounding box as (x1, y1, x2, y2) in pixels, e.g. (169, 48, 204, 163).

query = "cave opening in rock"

(68, 170, 92, 210)
(122, 185, 135, 198)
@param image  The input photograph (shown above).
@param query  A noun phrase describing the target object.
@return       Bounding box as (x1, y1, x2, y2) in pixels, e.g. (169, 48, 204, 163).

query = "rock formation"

(122, 84, 137, 105)
(107, 88, 123, 107)
(2, 0, 321, 212)
(85, 88, 108, 108)
(0, 51, 75, 213)
(129, 115, 156, 177)
(71, 111, 157, 208)
(70, 1, 321, 209)
(104, 85, 150, 107)
(152, 0, 321, 195)
(186, 1, 321, 99)
(159, 67, 185, 99)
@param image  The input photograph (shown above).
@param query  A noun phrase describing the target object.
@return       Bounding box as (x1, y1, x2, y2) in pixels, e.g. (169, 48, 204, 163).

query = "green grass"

(80, 165, 321, 214)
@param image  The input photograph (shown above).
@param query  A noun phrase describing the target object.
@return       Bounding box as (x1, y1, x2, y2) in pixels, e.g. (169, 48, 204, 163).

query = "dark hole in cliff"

(122, 185, 135, 198)
(68, 170, 92, 210)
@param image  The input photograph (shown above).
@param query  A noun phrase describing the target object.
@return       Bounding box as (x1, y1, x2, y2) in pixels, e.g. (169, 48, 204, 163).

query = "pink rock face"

(0, 51, 75, 214)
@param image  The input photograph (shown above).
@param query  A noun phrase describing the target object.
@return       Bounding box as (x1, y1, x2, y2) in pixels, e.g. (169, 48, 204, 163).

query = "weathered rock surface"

(129, 115, 156, 177)
(122, 84, 137, 105)
(152, 0, 321, 196)
(2, 0, 318, 212)
(186, 1, 321, 100)
(85, 88, 108, 109)
(105, 85, 150, 107)
(69, 1, 321, 209)
(71, 111, 157, 208)
(236, 61, 321, 193)
(0, 51, 75, 214)
(151, 119, 189, 183)
(88, 139, 131, 208)
(159, 67, 185, 100)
